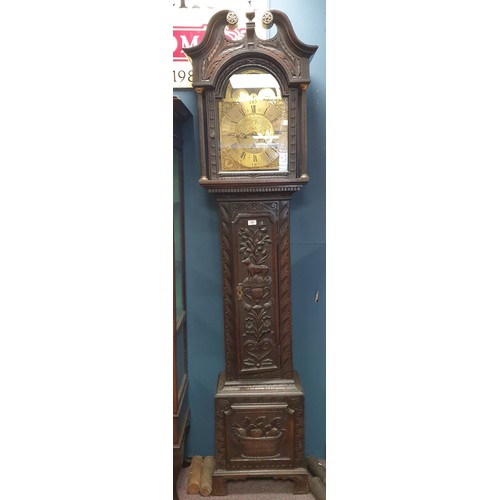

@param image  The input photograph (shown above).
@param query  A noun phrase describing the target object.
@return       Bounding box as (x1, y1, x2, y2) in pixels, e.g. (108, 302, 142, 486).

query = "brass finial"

(226, 11, 238, 26)
(262, 11, 274, 27)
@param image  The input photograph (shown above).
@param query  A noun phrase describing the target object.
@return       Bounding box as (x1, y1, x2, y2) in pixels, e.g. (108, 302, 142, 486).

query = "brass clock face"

(218, 70, 288, 172)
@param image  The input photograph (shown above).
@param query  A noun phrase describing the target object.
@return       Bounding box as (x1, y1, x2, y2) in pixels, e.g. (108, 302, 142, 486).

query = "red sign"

(173, 25, 207, 61)
(173, 26, 247, 62)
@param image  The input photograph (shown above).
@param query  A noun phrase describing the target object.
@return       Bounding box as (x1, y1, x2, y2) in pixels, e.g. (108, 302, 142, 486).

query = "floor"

(176, 460, 325, 499)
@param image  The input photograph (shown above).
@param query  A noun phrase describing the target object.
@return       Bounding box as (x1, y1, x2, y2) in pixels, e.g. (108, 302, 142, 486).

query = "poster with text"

(173, 0, 270, 88)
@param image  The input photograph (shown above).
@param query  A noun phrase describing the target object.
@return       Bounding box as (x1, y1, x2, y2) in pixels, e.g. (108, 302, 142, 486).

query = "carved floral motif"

(256, 38, 302, 77)
(238, 221, 276, 371)
(215, 399, 232, 468)
(238, 221, 271, 265)
(220, 201, 293, 379)
(289, 397, 305, 466)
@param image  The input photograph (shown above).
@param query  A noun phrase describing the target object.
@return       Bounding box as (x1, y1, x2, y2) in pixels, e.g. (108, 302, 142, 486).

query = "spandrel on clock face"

(218, 69, 288, 173)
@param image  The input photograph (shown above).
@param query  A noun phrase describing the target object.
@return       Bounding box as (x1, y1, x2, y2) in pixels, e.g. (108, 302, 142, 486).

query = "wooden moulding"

(309, 476, 326, 500)
(187, 455, 203, 495)
(306, 455, 326, 483)
(200, 456, 215, 496)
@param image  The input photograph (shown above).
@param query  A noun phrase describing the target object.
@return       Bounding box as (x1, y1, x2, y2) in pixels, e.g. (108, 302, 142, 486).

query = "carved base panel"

(213, 372, 308, 495)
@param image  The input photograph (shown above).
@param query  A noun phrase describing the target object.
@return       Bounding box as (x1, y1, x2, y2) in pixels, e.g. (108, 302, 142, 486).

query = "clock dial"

(218, 71, 288, 172)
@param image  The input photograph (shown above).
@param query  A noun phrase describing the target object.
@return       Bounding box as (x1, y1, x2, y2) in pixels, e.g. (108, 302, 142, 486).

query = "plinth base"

(213, 372, 308, 495)
(212, 467, 309, 495)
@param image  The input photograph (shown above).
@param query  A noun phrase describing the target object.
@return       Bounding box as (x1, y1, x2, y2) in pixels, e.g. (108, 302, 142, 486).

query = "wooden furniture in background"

(173, 96, 192, 500)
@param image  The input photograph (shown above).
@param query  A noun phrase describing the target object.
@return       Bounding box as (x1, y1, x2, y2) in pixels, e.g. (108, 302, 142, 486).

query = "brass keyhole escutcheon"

(236, 284, 243, 301)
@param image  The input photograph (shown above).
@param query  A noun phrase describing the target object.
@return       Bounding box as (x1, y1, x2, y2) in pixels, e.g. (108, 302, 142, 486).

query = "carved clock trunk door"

(221, 197, 292, 381)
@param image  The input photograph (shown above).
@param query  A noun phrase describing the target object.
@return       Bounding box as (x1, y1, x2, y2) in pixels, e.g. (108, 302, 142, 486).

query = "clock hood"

(183, 9, 318, 90)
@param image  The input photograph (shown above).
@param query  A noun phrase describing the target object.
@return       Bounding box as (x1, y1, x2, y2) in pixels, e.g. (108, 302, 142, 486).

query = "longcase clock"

(184, 9, 317, 495)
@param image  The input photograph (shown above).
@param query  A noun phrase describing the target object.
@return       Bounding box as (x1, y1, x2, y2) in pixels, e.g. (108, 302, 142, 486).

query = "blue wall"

(176, 0, 326, 460)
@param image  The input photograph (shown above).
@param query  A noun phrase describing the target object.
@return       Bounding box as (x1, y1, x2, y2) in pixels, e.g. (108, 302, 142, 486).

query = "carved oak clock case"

(184, 9, 317, 495)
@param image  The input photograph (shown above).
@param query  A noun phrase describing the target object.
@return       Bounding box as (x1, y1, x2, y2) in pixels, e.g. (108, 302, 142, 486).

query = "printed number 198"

(173, 70, 193, 83)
